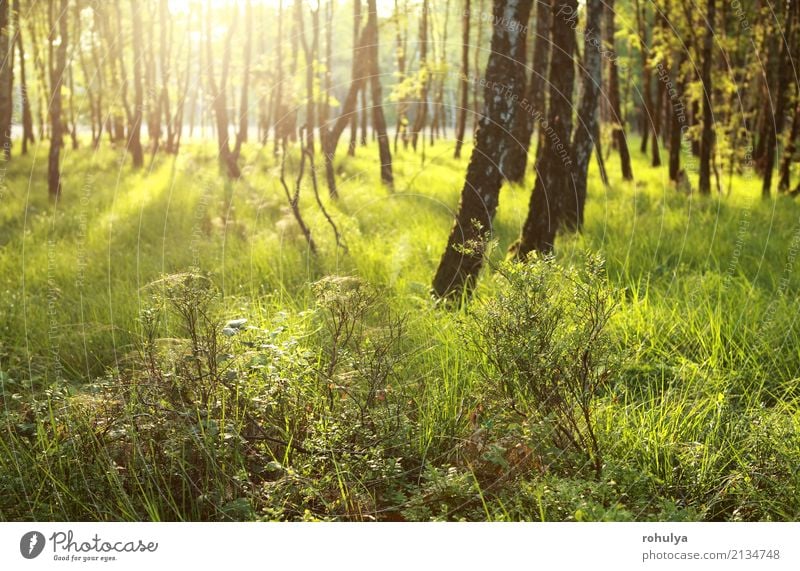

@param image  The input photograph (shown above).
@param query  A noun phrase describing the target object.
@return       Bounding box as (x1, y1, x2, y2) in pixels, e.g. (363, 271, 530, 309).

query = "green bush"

(468, 255, 618, 477)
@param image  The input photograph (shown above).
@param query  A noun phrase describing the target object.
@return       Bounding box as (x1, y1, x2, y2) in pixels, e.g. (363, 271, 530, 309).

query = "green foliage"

(468, 255, 618, 476)
(1, 138, 800, 521)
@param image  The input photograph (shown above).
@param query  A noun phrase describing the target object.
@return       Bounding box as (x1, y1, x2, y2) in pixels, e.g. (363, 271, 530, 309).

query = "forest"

(0, 0, 799, 522)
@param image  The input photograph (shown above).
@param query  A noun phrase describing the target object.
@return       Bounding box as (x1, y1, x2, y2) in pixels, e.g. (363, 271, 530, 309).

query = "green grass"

(1, 135, 799, 521)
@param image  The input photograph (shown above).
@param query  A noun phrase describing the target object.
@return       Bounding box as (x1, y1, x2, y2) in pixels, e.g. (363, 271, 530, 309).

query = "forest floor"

(1, 138, 799, 521)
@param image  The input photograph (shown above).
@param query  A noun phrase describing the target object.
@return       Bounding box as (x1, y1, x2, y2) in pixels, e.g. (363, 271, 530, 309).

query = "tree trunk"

(256, 2, 268, 145)
(762, 0, 796, 197)
(319, 0, 332, 147)
(779, 98, 800, 192)
(171, 6, 192, 155)
(89, 5, 106, 148)
(698, 0, 714, 194)
(605, 0, 633, 180)
(432, 0, 533, 299)
(453, 0, 470, 159)
(233, 0, 252, 159)
(28, 4, 49, 141)
(129, 0, 144, 168)
(158, 0, 175, 154)
(115, 0, 134, 145)
(142, 2, 159, 150)
(296, 0, 315, 154)
(77, 0, 99, 148)
(472, 0, 485, 136)
(392, 0, 409, 153)
(359, 88, 367, 146)
(652, 61, 664, 166)
(348, 0, 362, 156)
(273, 0, 285, 156)
(206, 0, 240, 178)
(753, 12, 779, 175)
(318, 0, 333, 186)
(633, 0, 660, 167)
(667, 55, 688, 182)
(567, 0, 602, 231)
(320, 8, 372, 197)
(67, 59, 78, 150)
(514, 0, 578, 257)
(410, 0, 428, 151)
(0, 0, 12, 160)
(315, 2, 335, 195)
(499, 4, 532, 183)
(14, 0, 34, 154)
(430, 0, 450, 145)
(48, 0, 69, 197)
(512, 0, 551, 178)
(366, 0, 393, 186)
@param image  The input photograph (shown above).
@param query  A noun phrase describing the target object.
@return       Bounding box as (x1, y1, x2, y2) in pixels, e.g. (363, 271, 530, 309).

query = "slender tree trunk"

(568, 0, 602, 231)
(779, 98, 800, 192)
(472, 0, 485, 136)
(0, 0, 12, 159)
(499, 4, 533, 182)
(77, 0, 99, 147)
(605, 0, 633, 180)
(454, 0, 470, 159)
(206, 0, 240, 178)
(256, 2, 268, 145)
(762, 0, 796, 197)
(233, 0, 252, 159)
(320, 5, 372, 197)
(774, 0, 800, 192)
(128, 0, 144, 168)
(512, 0, 551, 178)
(142, 2, 159, 149)
(319, 0, 332, 149)
(668, 55, 688, 182)
(514, 0, 578, 257)
(410, 0, 429, 151)
(296, 0, 315, 154)
(432, 0, 533, 299)
(318, 0, 335, 192)
(366, 0, 393, 186)
(67, 60, 78, 150)
(698, 0, 714, 194)
(359, 86, 367, 146)
(48, 0, 68, 197)
(97, 4, 119, 142)
(392, 0, 409, 153)
(653, 66, 664, 166)
(633, 0, 660, 166)
(190, 1, 202, 140)
(114, 0, 134, 145)
(273, 0, 284, 156)
(635, 0, 649, 156)
(286, 0, 299, 141)
(14, 0, 34, 154)
(348, 0, 362, 156)
(89, 6, 106, 148)
(430, 0, 450, 145)
(171, 7, 192, 155)
(158, 0, 175, 154)
(319, 0, 333, 175)
(753, 12, 778, 175)
(29, 4, 48, 141)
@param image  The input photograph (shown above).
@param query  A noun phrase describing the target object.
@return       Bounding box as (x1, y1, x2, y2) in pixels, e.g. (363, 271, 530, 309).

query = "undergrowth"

(1, 140, 799, 521)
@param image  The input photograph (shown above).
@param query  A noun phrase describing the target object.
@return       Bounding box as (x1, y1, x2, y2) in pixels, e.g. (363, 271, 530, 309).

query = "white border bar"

(2, 523, 798, 570)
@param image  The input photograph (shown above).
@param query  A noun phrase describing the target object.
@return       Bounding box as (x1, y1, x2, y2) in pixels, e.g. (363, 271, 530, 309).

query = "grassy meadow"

(1, 136, 799, 521)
